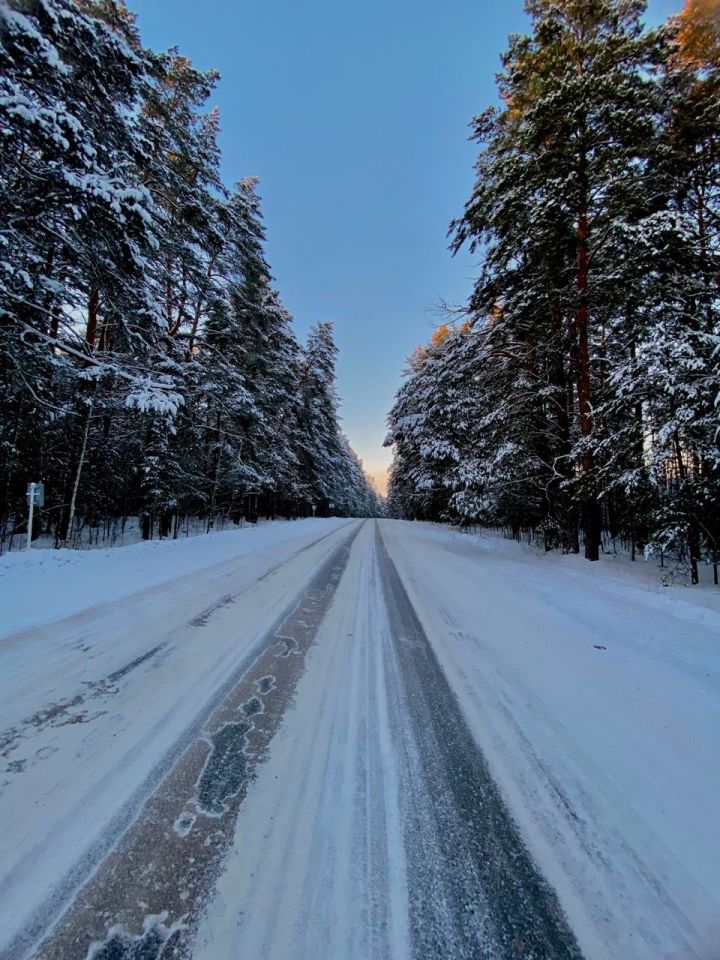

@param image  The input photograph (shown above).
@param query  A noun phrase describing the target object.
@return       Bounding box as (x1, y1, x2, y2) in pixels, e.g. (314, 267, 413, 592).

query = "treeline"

(387, 0, 720, 583)
(0, 0, 381, 550)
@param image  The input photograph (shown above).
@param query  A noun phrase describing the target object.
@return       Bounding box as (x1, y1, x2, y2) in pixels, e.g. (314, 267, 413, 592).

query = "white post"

(27, 482, 36, 551)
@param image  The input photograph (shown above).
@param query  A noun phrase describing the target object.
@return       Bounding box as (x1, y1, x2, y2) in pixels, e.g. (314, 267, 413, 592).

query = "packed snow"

(381, 522, 720, 960)
(0, 518, 345, 638)
(1, 518, 718, 960)
(0, 518, 353, 958)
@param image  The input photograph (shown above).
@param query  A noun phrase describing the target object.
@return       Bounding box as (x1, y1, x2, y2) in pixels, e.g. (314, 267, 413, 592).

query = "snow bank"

(0, 518, 346, 639)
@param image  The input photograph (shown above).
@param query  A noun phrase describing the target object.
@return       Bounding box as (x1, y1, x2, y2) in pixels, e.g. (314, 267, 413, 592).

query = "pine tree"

(452, 0, 662, 559)
(0, 0, 379, 548)
(0, 0, 171, 544)
(296, 321, 348, 512)
(598, 7, 720, 580)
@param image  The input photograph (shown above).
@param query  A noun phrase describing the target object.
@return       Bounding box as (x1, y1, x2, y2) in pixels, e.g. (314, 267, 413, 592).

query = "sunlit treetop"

(674, 0, 720, 65)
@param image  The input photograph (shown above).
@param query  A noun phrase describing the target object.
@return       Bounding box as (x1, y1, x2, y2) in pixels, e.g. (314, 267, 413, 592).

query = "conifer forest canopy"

(0, 0, 382, 552)
(386, 0, 720, 583)
(1, 0, 719, 587)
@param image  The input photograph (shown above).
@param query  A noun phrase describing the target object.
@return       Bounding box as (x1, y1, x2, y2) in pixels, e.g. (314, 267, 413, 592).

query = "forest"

(386, 0, 720, 583)
(0, 0, 381, 552)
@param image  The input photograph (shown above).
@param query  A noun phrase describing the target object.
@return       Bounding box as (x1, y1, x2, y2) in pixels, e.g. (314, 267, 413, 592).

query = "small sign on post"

(26, 482, 44, 550)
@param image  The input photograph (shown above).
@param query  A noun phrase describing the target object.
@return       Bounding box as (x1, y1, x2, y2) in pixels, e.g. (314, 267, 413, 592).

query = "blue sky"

(131, 0, 681, 493)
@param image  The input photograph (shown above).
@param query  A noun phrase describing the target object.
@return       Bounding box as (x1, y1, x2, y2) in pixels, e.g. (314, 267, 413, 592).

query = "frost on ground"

(0, 519, 718, 960)
(380, 521, 720, 960)
(0, 518, 352, 959)
(0, 517, 341, 637)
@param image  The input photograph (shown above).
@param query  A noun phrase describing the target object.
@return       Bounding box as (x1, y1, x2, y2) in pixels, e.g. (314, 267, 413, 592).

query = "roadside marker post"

(26, 482, 44, 550)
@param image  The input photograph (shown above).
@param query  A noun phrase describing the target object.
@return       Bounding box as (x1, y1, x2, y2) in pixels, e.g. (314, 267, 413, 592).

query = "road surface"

(1, 519, 717, 959)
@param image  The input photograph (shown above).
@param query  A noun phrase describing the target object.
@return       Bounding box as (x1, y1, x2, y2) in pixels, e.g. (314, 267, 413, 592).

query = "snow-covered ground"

(1, 518, 718, 959)
(0, 518, 354, 958)
(0, 517, 344, 637)
(382, 521, 720, 960)
(193, 520, 414, 960)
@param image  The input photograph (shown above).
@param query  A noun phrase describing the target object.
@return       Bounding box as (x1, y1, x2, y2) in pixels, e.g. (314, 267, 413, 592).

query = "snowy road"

(1, 520, 718, 959)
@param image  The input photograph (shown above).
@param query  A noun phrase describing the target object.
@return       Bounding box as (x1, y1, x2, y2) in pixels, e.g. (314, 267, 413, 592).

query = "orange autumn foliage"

(430, 325, 452, 347)
(676, 0, 720, 65)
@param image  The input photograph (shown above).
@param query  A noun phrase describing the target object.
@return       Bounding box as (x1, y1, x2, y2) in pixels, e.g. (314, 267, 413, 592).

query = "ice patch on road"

(241, 697, 263, 717)
(197, 721, 252, 817)
(256, 676, 276, 694)
(173, 812, 196, 839)
(86, 913, 183, 960)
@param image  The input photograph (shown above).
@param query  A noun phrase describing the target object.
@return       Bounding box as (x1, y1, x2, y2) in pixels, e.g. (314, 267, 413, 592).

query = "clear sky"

(130, 0, 680, 495)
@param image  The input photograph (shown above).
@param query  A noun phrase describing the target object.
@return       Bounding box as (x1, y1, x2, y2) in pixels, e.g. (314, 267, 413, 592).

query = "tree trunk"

(673, 434, 700, 584)
(206, 421, 223, 534)
(86, 288, 99, 351)
(549, 295, 573, 550)
(63, 400, 93, 545)
(141, 513, 153, 541)
(576, 169, 601, 561)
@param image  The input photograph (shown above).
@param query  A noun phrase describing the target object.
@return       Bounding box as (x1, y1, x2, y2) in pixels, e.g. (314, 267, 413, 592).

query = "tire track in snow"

(10, 524, 361, 960)
(375, 523, 583, 960)
(188, 520, 354, 627)
(0, 522, 355, 769)
(191, 519, 411, 960)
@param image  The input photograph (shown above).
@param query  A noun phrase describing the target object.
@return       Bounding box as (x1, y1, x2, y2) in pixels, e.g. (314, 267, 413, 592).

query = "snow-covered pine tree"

(385, 327, 466, 523)
(598, 5, 720, 581)
(388, 0, 719, 579)
(0, 0, 378, 548)
(294, 321, 377, 517)
(296, 321, 347, 514)
(452, 0, 661, 560)
(211, 180, 301, 521)
(0, 0, 177, 545)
